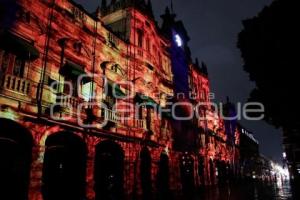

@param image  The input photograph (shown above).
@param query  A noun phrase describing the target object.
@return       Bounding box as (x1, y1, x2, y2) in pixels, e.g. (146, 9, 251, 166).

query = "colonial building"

(0, 0, 240, 200)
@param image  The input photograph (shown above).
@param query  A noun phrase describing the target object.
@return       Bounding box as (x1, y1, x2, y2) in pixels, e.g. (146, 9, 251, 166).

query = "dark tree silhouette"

(238, 0, 299, 133)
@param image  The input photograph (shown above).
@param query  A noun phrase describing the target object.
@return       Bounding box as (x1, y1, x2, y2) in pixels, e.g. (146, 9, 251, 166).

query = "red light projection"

(0, 0, 241, 199)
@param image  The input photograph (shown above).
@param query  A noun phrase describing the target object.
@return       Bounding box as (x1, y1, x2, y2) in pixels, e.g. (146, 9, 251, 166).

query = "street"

(184, 180, 295, 200)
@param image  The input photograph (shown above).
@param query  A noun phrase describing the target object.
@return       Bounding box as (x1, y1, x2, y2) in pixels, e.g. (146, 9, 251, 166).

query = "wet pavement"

(186, 179, 296, 200)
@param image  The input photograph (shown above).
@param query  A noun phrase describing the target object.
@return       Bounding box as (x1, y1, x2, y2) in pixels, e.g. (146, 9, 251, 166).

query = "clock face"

(175, 34, 183, 47)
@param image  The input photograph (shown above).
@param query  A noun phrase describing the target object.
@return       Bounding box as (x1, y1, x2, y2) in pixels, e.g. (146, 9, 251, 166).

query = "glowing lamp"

(283, 152, 287, 159)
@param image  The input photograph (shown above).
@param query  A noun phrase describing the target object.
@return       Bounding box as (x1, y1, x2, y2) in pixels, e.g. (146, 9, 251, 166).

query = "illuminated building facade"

(0, 0, 240, 199)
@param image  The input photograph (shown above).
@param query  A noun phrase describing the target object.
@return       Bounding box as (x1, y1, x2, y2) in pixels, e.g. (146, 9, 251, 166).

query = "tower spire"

(201, 62, 208, 75)
(101, 0, 107, 9)
(147, 0, 154, 17)
(195, 58, 200, 67)
(160, 6, 176, 37)
(170, 0, 174, 14)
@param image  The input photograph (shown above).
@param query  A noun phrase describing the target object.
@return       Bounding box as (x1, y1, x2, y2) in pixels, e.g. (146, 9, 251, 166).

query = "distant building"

(283, 129, 300, 180)
(237, 124, 260, 179)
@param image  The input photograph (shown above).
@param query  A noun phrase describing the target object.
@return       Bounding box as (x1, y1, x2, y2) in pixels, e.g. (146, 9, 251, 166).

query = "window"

(112, 65, 118, 73)
(137, 29, 143, 48)
(0, 51, 10, 73)
(153, 45, 157, 56)
(24, 11, 31, 24)
(108, 32, 119, 48)
(111, 64, 124, 77)
(146, 108, 152, 130)
(82, 81, 95, 102)
(73, 42, 82, 54)
(72, 6, 87, 22)
(63, 77, 79, 97)
(145, 38, 150, 51)
(17, 8, 31, 24)
(13, 57, 26, 77)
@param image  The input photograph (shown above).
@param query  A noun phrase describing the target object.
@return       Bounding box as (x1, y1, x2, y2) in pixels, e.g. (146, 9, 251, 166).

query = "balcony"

(132, 46, 156, 65)
(134, 119, 147, 129)
(103, 108, 120, 123)
(55, 93, 84, 114)
(1, 74, 31, 96)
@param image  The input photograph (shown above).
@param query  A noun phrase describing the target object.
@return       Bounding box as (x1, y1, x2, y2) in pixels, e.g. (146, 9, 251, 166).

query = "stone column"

(85, 136, 99, 200)
(28, 144, 45, 200)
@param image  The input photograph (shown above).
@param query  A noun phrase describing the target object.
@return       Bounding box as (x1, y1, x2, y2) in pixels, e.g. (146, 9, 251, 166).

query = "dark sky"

(76, 0, 282, 161)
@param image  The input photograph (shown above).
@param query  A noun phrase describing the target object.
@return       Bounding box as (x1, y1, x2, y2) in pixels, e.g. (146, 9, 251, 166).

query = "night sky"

(76, 0, 282, 162)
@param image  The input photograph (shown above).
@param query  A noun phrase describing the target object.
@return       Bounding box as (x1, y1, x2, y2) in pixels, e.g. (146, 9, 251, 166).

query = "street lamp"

(283, 152, 287, 159)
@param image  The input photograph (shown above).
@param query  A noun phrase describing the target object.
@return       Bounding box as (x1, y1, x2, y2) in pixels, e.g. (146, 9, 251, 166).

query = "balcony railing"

(103, 108, 120, 123)
(56, 93, 83, 112)
(135, 119, 147, 129)
(137, 49, 143, 57)
(133, 46, 157, 65)
(1, 74, 31, 95)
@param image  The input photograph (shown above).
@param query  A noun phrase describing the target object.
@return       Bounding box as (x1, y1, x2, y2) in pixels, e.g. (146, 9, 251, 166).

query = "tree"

(238, 0, 300, 133)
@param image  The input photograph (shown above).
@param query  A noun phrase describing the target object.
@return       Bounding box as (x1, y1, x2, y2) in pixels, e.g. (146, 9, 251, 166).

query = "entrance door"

(180, 152, 195, 198)
(42, 131, 87, 200)
(140, 147, 152, 200)
(94, 140, 124, 200)
(157, 153, 169, 200)
(0, 118, 33, 200)
(198, 156, 205, 186)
